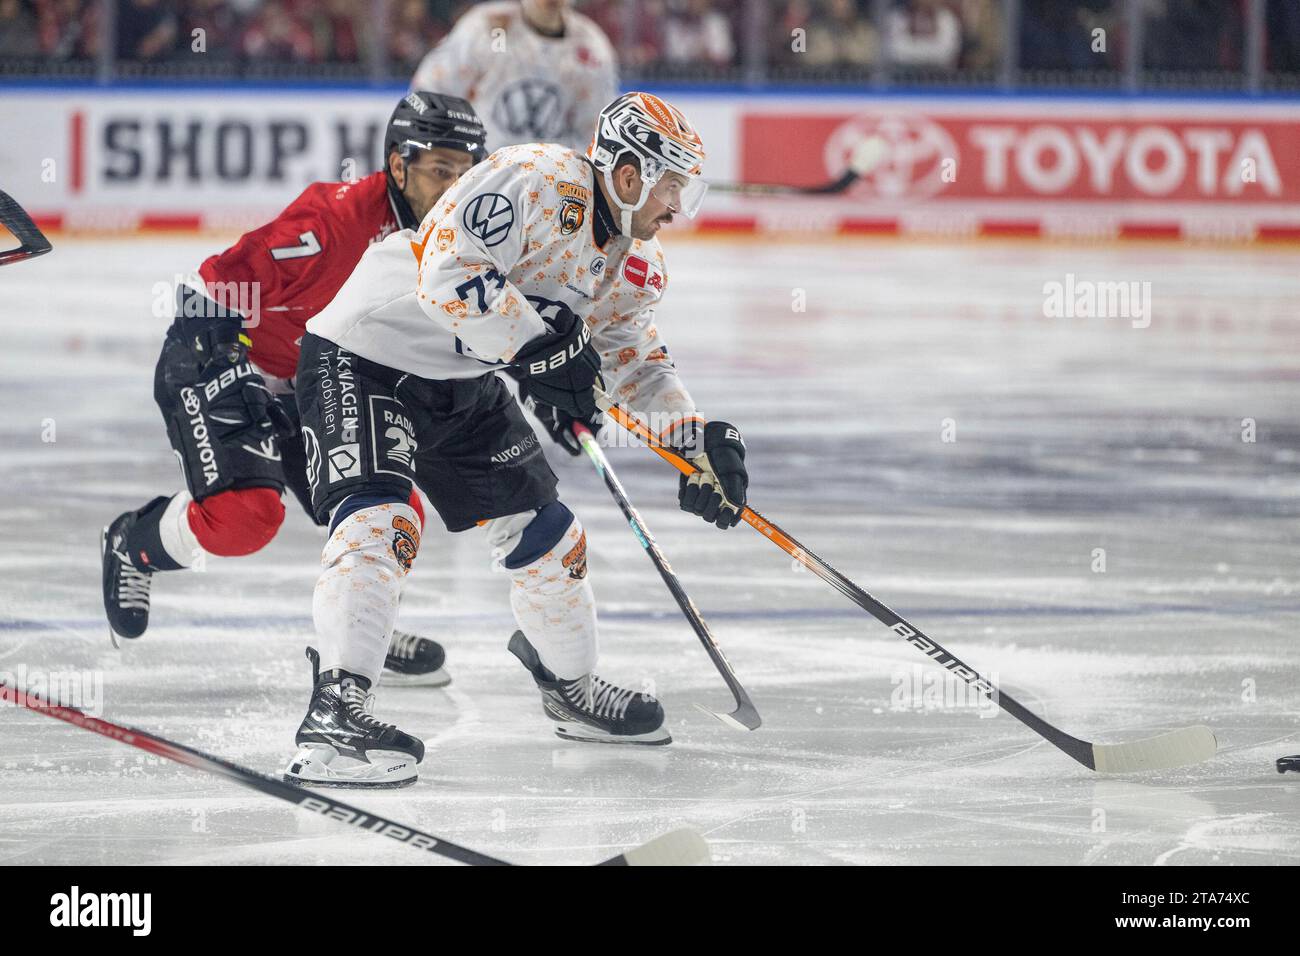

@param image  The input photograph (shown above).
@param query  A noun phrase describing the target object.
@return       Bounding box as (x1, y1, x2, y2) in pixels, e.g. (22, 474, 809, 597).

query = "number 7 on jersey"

(270, 231, 322, 261)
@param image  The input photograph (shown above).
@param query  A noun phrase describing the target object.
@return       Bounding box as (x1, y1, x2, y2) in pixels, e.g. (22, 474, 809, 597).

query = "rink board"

(2, 89, 1299, 241)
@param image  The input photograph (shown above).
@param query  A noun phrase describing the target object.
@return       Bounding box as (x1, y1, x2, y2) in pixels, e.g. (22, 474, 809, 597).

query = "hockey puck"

(1276, 754, 1300, 774)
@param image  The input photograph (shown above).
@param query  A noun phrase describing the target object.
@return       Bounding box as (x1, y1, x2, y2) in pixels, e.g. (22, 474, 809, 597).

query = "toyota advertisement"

(3, 91, 1298, 240)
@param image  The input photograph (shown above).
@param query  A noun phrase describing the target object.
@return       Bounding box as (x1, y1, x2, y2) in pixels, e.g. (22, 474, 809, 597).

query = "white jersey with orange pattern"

(411, 1, 619, 154)
(305, 142, 700, 442)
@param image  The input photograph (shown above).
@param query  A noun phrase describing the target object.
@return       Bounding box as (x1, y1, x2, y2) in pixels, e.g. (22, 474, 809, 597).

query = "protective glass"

(649, 171, 709, 219)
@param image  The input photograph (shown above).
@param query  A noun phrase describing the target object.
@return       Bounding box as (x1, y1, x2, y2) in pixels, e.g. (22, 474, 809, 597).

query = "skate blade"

(283, 746, 420, 789)
(553, 723, 672, 746)
(379, 667, 452, 689)
(101, 527, 122, 650)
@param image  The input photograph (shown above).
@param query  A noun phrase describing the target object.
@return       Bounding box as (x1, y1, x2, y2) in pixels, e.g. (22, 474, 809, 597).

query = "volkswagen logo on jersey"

(463, 193, 515, 248)
(492, 79, 564, 140)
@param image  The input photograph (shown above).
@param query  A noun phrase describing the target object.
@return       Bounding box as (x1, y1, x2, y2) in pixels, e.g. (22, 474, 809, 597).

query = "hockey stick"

(0, 191, 53, 266)
(596, 394, 1217, 773)
(707, 135, 886, 197)
(2, 682, 711, 865)
(571, 421, 760, 732)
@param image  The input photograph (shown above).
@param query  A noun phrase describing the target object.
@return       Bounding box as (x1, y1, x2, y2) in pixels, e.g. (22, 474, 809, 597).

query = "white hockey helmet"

(587, 92, 708, 235)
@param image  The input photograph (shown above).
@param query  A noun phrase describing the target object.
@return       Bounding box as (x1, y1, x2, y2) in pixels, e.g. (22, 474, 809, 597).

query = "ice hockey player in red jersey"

(100, 92, 487, 687)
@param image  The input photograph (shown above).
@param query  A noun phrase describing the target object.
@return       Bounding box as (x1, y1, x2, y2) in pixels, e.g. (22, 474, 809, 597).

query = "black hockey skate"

(382, 630, 451, 687)
(508, 631, 670, 745)
(101, 511, 153, 646)
(284, 647, 425, 789)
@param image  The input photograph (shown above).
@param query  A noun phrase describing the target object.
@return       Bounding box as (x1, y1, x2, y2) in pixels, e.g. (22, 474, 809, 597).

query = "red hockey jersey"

(197, 171, 400, 379)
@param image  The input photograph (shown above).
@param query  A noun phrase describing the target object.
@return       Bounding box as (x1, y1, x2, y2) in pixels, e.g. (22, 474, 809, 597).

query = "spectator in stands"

(312, 0, 364, 63)
(802, 0, 879, 68)
(389, 0, 449, 74)
(1143, 0, 1242, 72)
(1267, 0, 1300, 73)
(887, 0, 962, 69)
(117, 0, 178, 61)
(242, 0, 315, 62)
(956, 0, 1001, 70)
(181, 0, 243, 60)
(663, 0, 735, 66)
(1019, 1, 1119, 72)
(0, 0, 40, 59)
(583, 0, 665, 68)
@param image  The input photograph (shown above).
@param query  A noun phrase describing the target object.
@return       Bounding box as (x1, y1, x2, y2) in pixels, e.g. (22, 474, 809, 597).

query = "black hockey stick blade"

(708, 135, 886, 197)
(4, 682, 710, 865)
(0, 190, 53, 266)
(573, 422, 761, 732)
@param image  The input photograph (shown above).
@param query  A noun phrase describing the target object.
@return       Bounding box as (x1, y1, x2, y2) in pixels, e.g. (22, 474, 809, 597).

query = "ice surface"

(1, 236, 1298, 865)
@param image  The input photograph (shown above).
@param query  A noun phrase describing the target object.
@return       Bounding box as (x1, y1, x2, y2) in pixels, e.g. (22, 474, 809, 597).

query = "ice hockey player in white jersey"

(283, 92, 751, 787)
(411, 0, 618, 153)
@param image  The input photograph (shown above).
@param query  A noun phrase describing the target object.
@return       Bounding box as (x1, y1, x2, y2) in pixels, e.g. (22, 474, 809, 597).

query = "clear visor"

(649, 170, 709, 219)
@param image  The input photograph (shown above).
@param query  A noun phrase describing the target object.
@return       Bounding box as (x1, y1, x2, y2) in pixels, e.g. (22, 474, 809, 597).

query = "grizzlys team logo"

(559, 200, 585, 236)
(463, 192, 515, 247)
(557, 181, 589, 236)
(435, 227, 456, 251)
(391, 515, 421, 572)
(562, 532, 588, 580)
(442, 300, 468, 318)
(492, 80, 564, 140)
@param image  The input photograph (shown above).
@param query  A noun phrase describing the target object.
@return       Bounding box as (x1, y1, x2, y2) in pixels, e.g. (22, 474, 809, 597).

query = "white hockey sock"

(161, 491, 201, 568)
(486, 505, 597, 680)
(313, 500, 420, 685)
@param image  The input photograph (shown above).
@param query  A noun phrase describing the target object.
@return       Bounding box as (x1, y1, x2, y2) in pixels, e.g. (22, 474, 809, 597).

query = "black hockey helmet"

(386, 91, 488, 167)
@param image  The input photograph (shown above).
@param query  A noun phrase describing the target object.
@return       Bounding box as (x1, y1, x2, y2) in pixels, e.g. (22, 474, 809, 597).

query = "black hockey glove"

(182, 307, 296, 441)
(518, 379, 603, 456)
(510, 314, 603, 421)
(678, 420, 748, 529)
(196, 349, 296, 445)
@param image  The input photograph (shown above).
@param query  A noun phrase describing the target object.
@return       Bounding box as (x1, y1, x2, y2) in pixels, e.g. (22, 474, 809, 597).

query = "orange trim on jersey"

(410, 229, 431, 263)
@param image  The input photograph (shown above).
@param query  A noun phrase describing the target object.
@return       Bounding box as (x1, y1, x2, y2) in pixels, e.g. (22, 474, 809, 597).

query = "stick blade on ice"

(612, 828, 711, 867)
(693, 701, 761, 732)
(1091, 725, 1217, 773)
